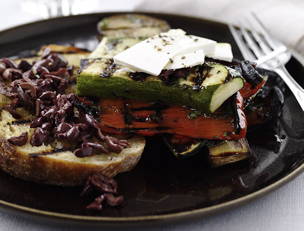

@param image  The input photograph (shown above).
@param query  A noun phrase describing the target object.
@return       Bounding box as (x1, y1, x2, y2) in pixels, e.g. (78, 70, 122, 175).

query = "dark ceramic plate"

(1, 12, 304, 225)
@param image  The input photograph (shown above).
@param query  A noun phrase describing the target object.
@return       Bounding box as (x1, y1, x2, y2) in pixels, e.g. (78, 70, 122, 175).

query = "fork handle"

(275, 66, 304, 111)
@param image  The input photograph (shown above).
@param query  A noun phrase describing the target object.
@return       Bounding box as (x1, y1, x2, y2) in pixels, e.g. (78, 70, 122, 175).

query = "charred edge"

(74, 98, 99, 117)
(192, 65, 206, 90)
(125, 127, 169, 132)
(29, 148, 72, 157)
(205, 57, 240, 67)
(211, 151, 250, 157)
(131, 112, 163, 123)
(128, 72, 150, 82)
(105, 126, 169, 133)
(154, 106, 163, 123)
(232, 94, 241, 133)
(100, 59, 117, 78)
(9, 120, 32, 125)
(123, 103, 133, 125)
(126, 102, 165, 123)
(129, 102, 168, 112)
(233, 93, 246, 135)
(240, 61, 263, 87)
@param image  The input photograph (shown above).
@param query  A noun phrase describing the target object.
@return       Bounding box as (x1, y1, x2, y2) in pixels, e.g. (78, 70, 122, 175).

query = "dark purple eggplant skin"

(246, 71, 285, 154)
(205, 58, 264, 87)
(239, 61, 263, 87)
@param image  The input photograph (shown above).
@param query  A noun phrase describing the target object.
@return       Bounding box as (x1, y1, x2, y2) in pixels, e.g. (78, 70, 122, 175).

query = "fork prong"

(244, 17, 272, 54)
(256, 46, 287, 66)
(250, 12, 283, 50)
(238, 21, 264, 59)
(228, 24, 255, 60)
(247, 13, 290, 66)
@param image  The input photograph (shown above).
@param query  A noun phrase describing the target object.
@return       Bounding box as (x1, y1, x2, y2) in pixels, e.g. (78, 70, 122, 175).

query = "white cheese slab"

(113, 29, 188, 75)
(113, 29, 215, 75)
(184, 36, 216, 56)
(113, 29, 233, 75)
(207, 43, 233, 62)
(113, 46, 169, 75)
(164, 49, 205, 70)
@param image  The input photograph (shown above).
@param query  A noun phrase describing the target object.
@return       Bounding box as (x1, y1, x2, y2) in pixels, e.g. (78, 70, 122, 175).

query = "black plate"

(1, 12, 304, 225)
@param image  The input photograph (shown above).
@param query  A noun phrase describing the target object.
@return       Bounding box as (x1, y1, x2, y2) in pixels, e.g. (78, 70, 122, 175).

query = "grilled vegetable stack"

(77, 14, 268, 167)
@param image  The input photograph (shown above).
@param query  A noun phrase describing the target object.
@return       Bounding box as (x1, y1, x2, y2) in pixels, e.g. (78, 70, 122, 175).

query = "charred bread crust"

(0, 137, 144, 186)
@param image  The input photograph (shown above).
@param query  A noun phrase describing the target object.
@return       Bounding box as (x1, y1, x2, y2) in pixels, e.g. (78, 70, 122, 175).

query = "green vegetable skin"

(77, 60, 244, 113)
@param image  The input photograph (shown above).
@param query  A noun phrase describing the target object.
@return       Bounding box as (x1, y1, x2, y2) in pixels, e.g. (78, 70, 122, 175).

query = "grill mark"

(212, 151, 249, 157)
(100, 59, 117, 78)
(231, 94, 239, 133)
(232, 93, 246, 134)
(131, 114, 160, 123)
(128, 72, 150, 82)
(123, 103, 133, 125)
(126, 127, 169, 131)
(129, 103, 168, 112)
(123, 102, 165, 124)
(29, 148, 73, 157)
(106, 126, 169, 133)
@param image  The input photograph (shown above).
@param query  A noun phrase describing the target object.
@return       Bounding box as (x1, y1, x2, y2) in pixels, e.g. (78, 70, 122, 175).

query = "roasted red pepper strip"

(99, 94, 247, 140)
(240, 80, 266, 99)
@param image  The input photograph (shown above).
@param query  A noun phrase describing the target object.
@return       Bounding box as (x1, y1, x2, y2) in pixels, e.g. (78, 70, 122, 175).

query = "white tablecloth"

(1, 1, 304, 230)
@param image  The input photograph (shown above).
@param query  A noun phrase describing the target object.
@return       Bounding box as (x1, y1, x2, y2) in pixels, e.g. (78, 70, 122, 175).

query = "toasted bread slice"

(14, 52, 90, 67)
(0, 110, 145, 186)
(0, 44, 146, 186)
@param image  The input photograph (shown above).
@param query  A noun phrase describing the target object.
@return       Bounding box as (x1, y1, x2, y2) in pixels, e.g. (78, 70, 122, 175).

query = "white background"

(1, 1, 304, 230)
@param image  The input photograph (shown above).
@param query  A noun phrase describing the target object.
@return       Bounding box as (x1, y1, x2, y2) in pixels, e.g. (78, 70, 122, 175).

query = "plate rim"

(0, 11, 303, 223)
(1, 158, 304, 223)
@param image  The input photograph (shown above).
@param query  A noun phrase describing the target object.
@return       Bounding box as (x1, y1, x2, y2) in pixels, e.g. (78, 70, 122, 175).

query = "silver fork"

(229, 13, 304, 111)
(22, 0, 74, 18)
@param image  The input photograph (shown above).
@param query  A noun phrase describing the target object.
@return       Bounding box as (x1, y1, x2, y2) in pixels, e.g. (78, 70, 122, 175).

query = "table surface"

(1, 1, 304, 230)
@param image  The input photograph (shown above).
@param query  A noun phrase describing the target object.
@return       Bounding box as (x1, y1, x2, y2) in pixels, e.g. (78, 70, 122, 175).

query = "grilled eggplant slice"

(163, 135, 206, 158)
(240, 61, 264, 87)
(208, 138, 250, 167)
(97, 14, 170, 39)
